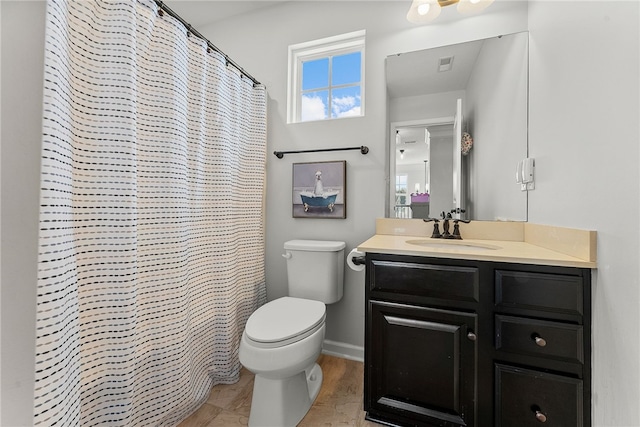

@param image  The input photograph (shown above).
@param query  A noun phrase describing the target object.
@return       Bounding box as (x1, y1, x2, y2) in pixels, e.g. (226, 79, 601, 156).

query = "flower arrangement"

(461, 132, 473, 155)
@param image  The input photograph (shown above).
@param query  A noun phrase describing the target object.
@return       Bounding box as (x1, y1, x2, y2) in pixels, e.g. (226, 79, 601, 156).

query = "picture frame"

(292, 160, 346, 219)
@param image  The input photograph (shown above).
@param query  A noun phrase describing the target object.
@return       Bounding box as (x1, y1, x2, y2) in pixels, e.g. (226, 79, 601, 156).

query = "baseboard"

(322, 339, 364, 362)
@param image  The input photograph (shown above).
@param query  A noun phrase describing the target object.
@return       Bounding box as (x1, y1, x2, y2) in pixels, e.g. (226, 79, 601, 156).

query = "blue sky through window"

(301, 51, 362, 121)
(302, 58, 329, 90)
(332, 52, 361, 86)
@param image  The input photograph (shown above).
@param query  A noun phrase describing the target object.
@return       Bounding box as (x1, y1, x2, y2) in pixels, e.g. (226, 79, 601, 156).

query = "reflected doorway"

(391, 119, 455, 219)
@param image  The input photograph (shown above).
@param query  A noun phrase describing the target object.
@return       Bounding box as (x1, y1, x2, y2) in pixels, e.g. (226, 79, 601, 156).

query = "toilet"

(239, 239, 345, 427)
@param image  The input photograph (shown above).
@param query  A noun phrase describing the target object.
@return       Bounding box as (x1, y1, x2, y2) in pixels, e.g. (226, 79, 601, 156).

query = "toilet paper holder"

(347, 249, 366, 272)
(352, 256, 365, 265)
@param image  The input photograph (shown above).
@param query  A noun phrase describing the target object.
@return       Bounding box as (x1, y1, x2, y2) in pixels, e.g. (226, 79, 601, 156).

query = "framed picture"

(292, 161, 346, 219)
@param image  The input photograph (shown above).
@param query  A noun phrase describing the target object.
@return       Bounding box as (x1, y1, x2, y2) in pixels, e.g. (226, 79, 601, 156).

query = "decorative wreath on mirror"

(461, 132, 473, 156)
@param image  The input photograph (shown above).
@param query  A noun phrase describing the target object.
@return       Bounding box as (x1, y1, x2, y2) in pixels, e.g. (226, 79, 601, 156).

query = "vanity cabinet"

(364, 253, 591, 427)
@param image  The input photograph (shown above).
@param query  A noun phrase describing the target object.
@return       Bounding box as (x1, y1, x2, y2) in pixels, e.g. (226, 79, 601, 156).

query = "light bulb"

(457, 0, 494, 15)
(407, 0, 441, 23)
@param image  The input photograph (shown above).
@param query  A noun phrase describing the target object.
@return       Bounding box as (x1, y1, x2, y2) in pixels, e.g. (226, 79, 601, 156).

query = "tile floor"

(177, 354, 379, 426)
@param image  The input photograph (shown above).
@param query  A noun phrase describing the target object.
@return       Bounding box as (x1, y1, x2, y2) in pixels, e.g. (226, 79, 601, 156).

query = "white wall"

(0, 2, 46, 425)
(466, 32, 528, 221)
(389, 90, 464, 123)
(1, 3, 3, 421)
(199, 0, 528, 358)
(429, 135, 455, 216)
(528, 1, 640, 425)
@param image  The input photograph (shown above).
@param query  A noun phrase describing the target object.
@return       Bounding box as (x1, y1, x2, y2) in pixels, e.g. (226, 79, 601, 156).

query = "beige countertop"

(356, 219, 597, 269)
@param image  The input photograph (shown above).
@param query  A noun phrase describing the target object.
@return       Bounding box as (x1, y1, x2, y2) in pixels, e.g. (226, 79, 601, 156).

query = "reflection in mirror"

(394, 121, 454, 219)
(386, 31, 529, 222)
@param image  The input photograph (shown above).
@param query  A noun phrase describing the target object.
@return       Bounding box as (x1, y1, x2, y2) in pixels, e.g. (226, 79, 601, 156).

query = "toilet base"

(248, 363, 323, 427)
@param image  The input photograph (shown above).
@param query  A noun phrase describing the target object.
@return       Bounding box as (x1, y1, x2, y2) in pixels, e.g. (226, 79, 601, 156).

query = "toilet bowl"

(240, 296, 326, 427)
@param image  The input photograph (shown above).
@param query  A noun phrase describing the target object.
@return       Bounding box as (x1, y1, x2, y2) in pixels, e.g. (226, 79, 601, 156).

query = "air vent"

(438, 56, 454, 72)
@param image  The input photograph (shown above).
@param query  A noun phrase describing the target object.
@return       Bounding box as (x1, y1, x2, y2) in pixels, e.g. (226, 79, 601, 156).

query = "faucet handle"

(422, 218, 442, 238)
(450, 218, 471, 240)
(454, 219, 471, 224)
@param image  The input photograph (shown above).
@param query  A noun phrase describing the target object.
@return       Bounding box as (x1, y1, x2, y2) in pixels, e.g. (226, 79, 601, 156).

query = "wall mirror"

(385, 31, 529, 222)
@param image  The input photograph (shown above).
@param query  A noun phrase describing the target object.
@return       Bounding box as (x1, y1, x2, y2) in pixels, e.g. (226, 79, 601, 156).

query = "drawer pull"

(467, 331, 477, 341)
(532, 333, 547, 347)
(535, 410, 547, 423)
(531, 405, 547, 423)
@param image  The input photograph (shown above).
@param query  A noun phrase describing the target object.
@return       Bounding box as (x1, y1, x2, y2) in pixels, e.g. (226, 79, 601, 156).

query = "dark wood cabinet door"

(495, 363, 583, 427)
(367, 301, 477, 427)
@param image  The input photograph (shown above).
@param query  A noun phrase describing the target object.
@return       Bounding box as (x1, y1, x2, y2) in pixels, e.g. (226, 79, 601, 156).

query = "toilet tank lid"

(284, 240, 346, 251)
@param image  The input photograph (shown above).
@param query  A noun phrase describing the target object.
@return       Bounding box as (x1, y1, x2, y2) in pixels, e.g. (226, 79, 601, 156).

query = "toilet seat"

(245, 297, 326, 349)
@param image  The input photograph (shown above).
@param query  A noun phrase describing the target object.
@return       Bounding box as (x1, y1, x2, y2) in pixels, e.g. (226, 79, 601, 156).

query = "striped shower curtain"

(34, 0, 267, 425)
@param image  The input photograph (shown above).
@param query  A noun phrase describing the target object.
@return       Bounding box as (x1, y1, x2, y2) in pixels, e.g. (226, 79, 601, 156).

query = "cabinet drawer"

(370, 259, 479, 302)
(495, 363, 583, 427)
(495, 270, 583, 317)
(495, 315, 583, 364)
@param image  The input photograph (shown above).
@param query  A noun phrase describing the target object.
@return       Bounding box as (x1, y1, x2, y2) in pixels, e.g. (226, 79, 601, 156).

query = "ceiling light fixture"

(407, 0, 495, 24)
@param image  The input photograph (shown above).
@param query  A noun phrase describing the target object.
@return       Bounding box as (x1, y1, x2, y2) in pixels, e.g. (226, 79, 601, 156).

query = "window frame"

(287, 30, 366, 124)
(395, 174, 408, 205)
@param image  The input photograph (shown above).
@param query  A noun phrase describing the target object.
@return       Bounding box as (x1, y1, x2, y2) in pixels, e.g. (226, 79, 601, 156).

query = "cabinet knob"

(532, 334, 547, 347)
(467, 331, 477, 341)
(535, 410, 547, 423)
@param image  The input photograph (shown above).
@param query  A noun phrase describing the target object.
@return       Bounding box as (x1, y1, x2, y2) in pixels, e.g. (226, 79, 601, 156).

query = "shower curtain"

(34, 0, 267, 425)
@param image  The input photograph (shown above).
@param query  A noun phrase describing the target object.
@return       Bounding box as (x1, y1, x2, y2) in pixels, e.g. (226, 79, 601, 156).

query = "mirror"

(386, 32, 529, 221)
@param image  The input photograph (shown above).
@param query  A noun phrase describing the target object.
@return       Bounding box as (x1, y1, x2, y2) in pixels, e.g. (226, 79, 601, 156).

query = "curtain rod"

(273, 146, 370, 158)
(153, 0, 262, 87)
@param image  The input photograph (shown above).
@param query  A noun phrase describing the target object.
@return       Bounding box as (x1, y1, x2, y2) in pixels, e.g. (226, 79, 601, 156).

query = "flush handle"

(282, 252, 292, 259)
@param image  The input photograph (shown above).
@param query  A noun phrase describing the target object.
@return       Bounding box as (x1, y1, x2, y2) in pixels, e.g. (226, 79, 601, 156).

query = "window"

(394, 174, 410, 218)
(395, 175, 408, 205)
(288, 30, 365, 123)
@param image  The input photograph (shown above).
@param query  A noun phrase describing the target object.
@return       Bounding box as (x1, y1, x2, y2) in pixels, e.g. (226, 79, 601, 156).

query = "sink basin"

(405, 239, 501, 251)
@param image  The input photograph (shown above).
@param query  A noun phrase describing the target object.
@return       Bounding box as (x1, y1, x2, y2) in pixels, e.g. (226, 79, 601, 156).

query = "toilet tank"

(283, 240, 345, 304)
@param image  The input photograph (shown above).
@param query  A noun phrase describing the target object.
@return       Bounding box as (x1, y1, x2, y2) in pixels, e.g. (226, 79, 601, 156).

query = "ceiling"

(163, 1, 288, 28)
(386, 37, 485, 99)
